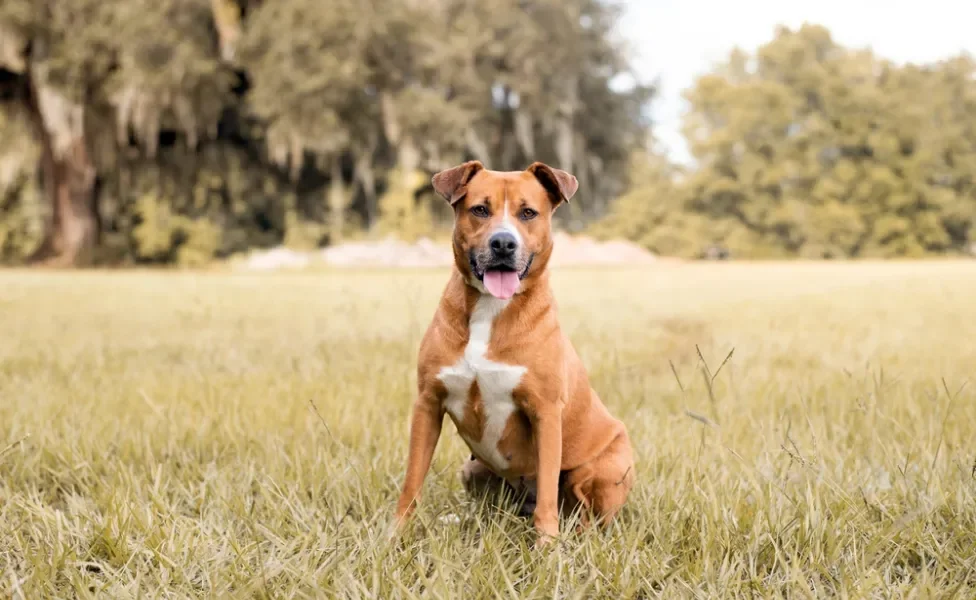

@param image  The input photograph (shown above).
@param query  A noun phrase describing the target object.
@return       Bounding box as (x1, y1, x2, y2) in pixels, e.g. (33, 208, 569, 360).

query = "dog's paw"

(385, 513, 411, 544)
(534, 532, 558, 550)
(438, 513, 461, 525)
(383, 520, 401, 543)
(533, 520, 560, 549)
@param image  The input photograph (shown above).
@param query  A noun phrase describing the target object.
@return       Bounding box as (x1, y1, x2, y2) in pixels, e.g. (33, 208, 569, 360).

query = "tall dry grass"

(1, 261, 975, 597)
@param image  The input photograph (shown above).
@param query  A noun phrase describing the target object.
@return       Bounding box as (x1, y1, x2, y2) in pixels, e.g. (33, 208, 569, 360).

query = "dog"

(394, 160, 635, 546)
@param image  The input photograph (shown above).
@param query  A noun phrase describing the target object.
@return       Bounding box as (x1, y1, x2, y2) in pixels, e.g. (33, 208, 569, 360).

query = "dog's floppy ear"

(526, 162, 578, 207)
(431, 160, 485, 206)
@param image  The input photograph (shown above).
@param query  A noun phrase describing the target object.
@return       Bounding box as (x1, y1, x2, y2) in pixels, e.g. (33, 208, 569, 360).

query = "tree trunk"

(379, 87, 422, 194)
(210, 0, 242, 62)
(498, 87, 518, 169)
(327, 157, 346, 244)
(26, 69, 98, 267)
(554, 76, 580, 227)
(355, 151, 377, 230)
(379, 89, 401, 146)
(513, 107, 535, 159)
(398, 138, 420, 190)
(465, 128, 491, 165)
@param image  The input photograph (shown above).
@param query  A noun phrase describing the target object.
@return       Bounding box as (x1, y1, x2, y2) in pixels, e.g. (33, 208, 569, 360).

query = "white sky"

(615, 0, 976, 164)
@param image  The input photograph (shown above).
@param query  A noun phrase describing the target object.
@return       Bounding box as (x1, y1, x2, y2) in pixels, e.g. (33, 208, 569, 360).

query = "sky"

(616, 0, 976, 164)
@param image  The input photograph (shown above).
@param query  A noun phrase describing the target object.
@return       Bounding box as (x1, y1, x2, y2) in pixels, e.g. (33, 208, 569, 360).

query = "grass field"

(2, 261, 976, 598)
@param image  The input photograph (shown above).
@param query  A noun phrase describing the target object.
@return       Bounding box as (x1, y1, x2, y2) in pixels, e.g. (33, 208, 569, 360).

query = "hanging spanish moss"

(0, 0, 651, 265)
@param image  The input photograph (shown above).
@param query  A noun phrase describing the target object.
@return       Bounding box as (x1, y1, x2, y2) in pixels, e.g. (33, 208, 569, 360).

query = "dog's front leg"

(394, 394, 444, 526)
(530, 406, 563, 547)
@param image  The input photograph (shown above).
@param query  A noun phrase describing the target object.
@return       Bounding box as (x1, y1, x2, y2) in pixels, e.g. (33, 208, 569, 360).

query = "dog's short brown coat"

(394, 161, 635, 545)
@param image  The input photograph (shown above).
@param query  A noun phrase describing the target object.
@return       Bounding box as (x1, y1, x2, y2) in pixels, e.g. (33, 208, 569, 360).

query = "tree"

(599, 24, 976, 259)
(0, 0, 237, 265)
(0, 0, 652, 265)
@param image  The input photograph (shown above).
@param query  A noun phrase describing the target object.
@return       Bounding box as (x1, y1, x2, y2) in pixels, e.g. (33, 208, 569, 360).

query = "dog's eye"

(470, 205, 490, 218)
(519, 208, 538, 221)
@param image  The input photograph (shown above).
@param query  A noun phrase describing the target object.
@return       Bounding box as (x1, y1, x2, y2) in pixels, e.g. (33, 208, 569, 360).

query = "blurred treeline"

(0, 0, 649, 266)
(595, 25, 976, 259)
(2, 7, 975, 267)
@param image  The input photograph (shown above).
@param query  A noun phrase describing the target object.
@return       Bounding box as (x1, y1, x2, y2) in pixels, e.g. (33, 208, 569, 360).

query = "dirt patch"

(548, 232, 657, 267)
(238, 247, 313, 271)
(235, 233, 658, 271)
(319, 237, 454, 268)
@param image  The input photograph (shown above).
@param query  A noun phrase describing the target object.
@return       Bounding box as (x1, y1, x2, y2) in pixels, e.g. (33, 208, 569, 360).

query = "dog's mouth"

(469, 252, 535, 300)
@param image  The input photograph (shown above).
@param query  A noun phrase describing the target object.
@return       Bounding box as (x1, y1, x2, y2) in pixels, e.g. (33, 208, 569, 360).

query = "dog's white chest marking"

(438, 295, 527, 471)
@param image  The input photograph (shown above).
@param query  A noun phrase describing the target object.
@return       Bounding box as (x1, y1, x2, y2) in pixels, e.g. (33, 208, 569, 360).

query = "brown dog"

(394, 161, 635, 546)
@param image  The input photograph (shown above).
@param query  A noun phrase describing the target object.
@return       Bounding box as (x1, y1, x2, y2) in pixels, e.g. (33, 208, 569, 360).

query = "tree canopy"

(0, 0, 650, 265)
(4, 12, 975, 265)
(596, 24, 976, 259)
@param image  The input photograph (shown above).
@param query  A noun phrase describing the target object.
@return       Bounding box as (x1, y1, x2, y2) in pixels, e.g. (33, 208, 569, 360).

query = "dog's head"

(431, 161, 577, 299)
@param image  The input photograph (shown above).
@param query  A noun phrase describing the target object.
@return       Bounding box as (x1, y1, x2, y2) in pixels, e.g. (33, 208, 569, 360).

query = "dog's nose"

(489, 231, 518, 257)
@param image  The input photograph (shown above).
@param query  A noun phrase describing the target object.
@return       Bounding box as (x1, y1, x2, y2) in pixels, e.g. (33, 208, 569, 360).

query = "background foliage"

(595, 25, 976, 259)
(0, 0, 649, 265)
(1, 6, 975, 265)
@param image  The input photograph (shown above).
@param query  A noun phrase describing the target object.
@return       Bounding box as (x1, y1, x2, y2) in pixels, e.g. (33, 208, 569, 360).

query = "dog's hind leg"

(565, 430, 635, 528)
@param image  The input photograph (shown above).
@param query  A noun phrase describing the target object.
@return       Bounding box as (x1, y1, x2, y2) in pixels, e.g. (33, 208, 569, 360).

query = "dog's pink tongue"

(483, 270, 519, 299)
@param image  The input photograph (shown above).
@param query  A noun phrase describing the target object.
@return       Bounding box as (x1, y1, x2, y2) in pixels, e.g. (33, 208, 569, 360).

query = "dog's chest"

(437, 296, 527, 471)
